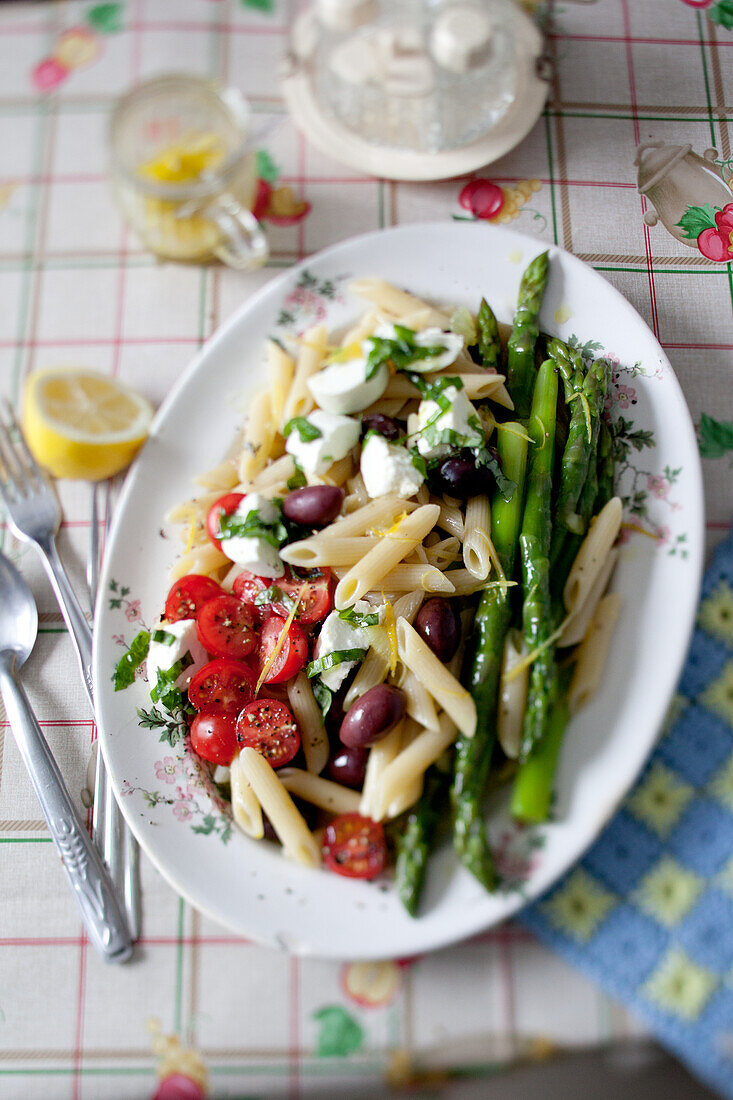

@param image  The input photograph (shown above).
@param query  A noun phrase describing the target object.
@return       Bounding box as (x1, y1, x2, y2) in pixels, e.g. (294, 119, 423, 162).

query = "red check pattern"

(0, 1, 731, 1097)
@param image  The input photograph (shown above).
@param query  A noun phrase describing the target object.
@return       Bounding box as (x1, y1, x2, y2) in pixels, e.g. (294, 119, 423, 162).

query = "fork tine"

(1, 400, 47, 492)
(0, 420, 29, 500)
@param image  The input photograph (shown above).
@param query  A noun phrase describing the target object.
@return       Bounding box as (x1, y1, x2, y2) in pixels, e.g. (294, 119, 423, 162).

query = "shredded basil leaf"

(284, 417, 322, 442)
(113, 630, 150, 691)
(311, 677, 333, 721)
(152, 629, 176, 646)
(410, 450, 427, 478)
(405, 373, 463, 399)
(306, 648, 367, 678)
(218, 502, 288, 550)
(475, 448, 516, 502)
(254, 585, 297, 613)
(286, 462, 307, 490)
(338, 607, 380, 627)
(150, 651, 194, 705)
(364, 325, 449, 381)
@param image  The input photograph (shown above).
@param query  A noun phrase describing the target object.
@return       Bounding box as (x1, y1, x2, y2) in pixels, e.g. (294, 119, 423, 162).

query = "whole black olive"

(429, 450, 492, 500)
(339, 684, 406, 748)
(360, 413, 403, 442)
(283, 485, 344, 527)
(414, 597, 461, 662)
(327, 745, 369, 789)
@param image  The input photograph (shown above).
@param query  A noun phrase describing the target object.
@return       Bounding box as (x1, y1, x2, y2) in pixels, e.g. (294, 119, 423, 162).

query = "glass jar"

(109, 74, 267, 268)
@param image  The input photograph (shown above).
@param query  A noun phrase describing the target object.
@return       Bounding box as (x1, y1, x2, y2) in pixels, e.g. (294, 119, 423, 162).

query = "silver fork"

(0, 400, 139, 942)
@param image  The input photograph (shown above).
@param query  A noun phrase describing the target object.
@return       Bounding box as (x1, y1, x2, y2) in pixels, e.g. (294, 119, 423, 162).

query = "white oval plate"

(93, 222, 704, 959)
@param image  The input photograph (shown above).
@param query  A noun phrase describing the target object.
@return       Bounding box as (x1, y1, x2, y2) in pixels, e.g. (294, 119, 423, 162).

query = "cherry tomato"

(255, 615, 308, 685)
(164, 575, 224, 622)
(206, 492, 245, 551)
(236, 699, 300, 767)
(188, 658, 256, 713)
(196, 595, 257, 660)
(233, 566, 333, 625)
(322, 813, 387, 880)
(232, 570, 271, 624)
(190, 711, 239, 766)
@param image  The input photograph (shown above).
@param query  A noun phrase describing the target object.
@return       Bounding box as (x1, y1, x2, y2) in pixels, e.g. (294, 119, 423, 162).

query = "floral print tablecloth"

(0, 1, 732, 1097)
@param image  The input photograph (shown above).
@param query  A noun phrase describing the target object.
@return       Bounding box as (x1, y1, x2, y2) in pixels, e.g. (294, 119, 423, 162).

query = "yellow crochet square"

(626, 762, 694, 839)
(633, 857, 704, 928)
(698, 581, 733, 647)
(642, 948, 717, 1021)
(700, 660, 733, 726)
(542, 868, 616, 942)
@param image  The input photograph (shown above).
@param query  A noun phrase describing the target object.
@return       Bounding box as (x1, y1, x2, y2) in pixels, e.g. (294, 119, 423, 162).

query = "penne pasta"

(560, 548, 619, 648)
(266, 338, 296, 427)
(168, 542, 230, 582)
(237, 747, 321, 868)
(568, 593, 623, 714)
(373, 714, 458, 821)
(564, 497, 623, 614)
(345, 471, 368, 507)
(335, 504, 440, 607)
(194, 458, 239, 491)
(348, 278, 451, 326)
(282, 535, 381, 567)
(326, 495, 417, 539)
(238, 388, 277, 484)
(278, 769, 361, 814)
(229, 750, 264, 838)
(287, 673, 329, 775)
(339, 307, 381, 347)
(360, 721, 404, 818)
(383, 372, 508, 401)
(425, 536, 462, 569)
(462, 494, 492, 580)
(397, 667, 440, 731)
(497, 629, 528, 759)
(250, 452, 296, 492)
(280, 324, 328, 427)
(396, 619, 476, 738)
(432, 497, 464, 539)
(333, 563, 455, 595)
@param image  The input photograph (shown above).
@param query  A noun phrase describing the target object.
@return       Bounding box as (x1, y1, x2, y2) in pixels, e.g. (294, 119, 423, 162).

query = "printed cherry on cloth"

(523, 524, 733, 1100)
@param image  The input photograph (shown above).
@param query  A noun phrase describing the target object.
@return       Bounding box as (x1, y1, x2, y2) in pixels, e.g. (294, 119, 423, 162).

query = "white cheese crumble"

(218, 491, 282, 578)
(360, 433, 424, 499)
(371, 322, 464, 373)
(313, 601, 378, 691)
(285, 409, 360, 476)
(146, 618, 208, 696)
(408, 385, 480, 459)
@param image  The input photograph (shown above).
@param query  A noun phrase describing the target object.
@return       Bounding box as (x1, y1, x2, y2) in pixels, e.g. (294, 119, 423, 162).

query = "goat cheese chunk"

(146, 618, 208, 697)
(408, 384, 480, 459)
(360, 433, 424, 499)
(313, 601, 377, 691)
(308, 355, 389, 415)
(371, 322, 464, 373)
(285, 410, 360, 476)
(218, 491, 282, 578)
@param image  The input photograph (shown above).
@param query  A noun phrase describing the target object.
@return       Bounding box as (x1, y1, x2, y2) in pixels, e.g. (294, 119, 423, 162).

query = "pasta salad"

(116, 254, 621, 915)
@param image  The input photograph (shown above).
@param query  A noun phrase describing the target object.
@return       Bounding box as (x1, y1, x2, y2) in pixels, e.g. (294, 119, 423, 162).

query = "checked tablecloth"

(0, 1, 732, 1098)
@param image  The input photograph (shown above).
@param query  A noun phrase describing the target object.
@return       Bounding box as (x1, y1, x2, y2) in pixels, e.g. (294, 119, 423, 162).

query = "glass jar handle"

(206, 193, 268, 270)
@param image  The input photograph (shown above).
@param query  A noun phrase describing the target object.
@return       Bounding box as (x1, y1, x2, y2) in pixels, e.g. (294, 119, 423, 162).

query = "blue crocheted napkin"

(522, 525, 733, 1099)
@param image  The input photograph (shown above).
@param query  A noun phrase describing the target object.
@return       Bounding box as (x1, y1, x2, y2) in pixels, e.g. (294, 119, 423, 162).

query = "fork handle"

(0, 657, 132, 963)
(37, 535, 94, 708)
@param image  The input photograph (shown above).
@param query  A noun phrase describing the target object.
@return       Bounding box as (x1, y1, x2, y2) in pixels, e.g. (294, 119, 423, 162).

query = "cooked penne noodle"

(383, 372, 508, 401)
(229, 750, 264, 838)
(396, 619, 476, 737)
(359, 721, 404, 818)
(278, 769, 361, 814)
(339, 307, 381, 347)
(397, 667, 440, 731)
(238, 388, 278, 484)
(335, 504, 440, 607)
(168, 542, 230, 582)
(462, 495, 491, 580)
(560, 548, 619, 648)
(442, 568, 502, 596)
(250, 453, 296, 492)
(361, 397, 409, 418)
(166, 492, 220, 525)
(282, 535, 381, 567)
(425, 536, 462, 569)
(568, 593, 623, 714)
(497, 629, 528, 759)
(280, 324, 328, 427)
(373, 714, 458, 821)
(287, 673, 329, 775)
(326, 495, 417, 539)
(432, 497, 464, 539)
(237, 747, 321, 868)
(333, 563, 455, 595)
(416, 482, 430, 506)
(343, 590, 425, 709)
(346, 471, 368, 507)
(564, 497, 623, 614)
(266, 338, 296, 427)
(384, 721, 425, 819)
(194, 458, 239, 491)
(389, 305, 455, 330)
(348, 278, 451, 326)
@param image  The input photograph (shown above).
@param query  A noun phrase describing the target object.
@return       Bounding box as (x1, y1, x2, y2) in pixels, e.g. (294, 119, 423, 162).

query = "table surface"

(0, 1, 731, 1098)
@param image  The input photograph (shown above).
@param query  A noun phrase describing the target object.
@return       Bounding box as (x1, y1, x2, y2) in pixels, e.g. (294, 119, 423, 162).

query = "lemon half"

(22, 368, 154, 481)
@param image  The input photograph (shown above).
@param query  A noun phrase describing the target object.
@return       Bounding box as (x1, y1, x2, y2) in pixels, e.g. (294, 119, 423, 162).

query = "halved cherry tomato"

(322, 813, 386, 880)
(233, 566, 333, 626)
(206, 492, 245, 551)
(196, 595, 257, 660)
(255, 615, 308, 684)
(164, 574, 224, 622)
(236, 699, 300, 767)
(188, 658, 256, 713)
(190, 711, 239, 765)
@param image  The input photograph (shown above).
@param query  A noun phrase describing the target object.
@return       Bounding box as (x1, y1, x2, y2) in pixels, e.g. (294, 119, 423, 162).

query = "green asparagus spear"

(506, 251, 550, 419)
(451, 425, 529, 888)
(476, 298, 501, 372)
(518, 358, 559, 760)
(511, 667, 572, 823)
(396, 768, 449, 917)
(596, 418, 615, 510)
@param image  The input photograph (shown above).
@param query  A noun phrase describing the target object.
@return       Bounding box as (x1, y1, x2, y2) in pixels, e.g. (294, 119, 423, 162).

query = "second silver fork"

(0, 400, 140, 943)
